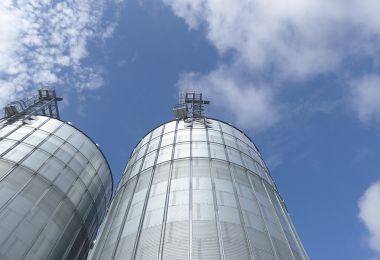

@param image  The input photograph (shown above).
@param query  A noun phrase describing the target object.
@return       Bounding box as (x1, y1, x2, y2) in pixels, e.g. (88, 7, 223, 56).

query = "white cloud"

(178, 67, 279, 131)
(163, 0, 380, 130)
(349, 75, 380, 123)
(358, 180, 380, 257)
(0, 1, 25, 73)
(0, 0, 125, 109)
(102, 23, 116, 40)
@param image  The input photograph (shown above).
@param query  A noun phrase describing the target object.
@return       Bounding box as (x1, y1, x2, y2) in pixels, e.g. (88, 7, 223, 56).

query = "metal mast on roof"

(172, 91, 211, 126)
(173, 91, 210, 119)
(0, 88, 63, 127)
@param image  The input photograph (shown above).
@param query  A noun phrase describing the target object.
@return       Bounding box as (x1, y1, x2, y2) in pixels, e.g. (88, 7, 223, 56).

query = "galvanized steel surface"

(90, 118, 308, 260)
(0, 116, 113, 260)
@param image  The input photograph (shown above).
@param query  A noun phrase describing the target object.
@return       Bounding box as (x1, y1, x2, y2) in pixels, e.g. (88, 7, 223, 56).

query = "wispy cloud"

(0, 0, 124, 108)
(359, 180, 380, 259)
(349, 75, 380, 124)
(178, 68, 279, 131)
(163, 0, 380, 130)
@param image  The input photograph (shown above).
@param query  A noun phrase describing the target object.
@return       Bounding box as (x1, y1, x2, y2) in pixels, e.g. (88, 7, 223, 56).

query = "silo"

(0, 90, 113, 259)
(90, 92, 307, 260)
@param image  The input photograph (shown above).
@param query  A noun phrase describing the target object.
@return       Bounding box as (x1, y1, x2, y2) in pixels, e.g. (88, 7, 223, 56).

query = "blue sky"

(1, 0, 380, 259)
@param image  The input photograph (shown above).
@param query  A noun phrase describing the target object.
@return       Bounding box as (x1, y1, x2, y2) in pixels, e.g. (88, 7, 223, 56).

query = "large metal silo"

(0, 90, 113, 259)
(90, 93, 308, 260)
